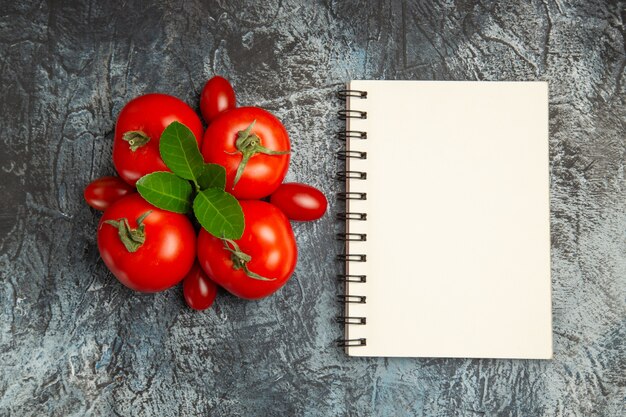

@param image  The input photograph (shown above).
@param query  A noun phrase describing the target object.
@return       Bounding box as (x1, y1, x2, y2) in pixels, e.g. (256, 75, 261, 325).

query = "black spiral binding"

(336, 150, 367, 160)
(337, 192, 366, 201)
(336, 212, 367, 221)
(336, 89, 368, 349)
(338, 89, 368, 99)
(336, 171, 367, 180)
(337, 131, 367, 141)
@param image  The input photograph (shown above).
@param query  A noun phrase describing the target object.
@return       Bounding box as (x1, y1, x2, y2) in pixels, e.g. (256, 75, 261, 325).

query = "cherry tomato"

(201, 107, 290, 199)
(183, 262, 218, 310)
(113, 93, 204, 186)
(200, 76, 236, 124)
(197, 200, 297, 299)
(270, 183, 328, 221)
(84, 176, 135, 211)
(98, 194, 196, 292)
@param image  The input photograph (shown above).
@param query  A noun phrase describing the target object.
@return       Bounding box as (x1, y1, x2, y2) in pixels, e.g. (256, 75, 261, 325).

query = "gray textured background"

(1, 0, 625, 416)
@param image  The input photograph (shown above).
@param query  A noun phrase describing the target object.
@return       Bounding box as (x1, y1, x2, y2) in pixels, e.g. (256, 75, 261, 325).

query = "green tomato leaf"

(159, 121, 205, 184)
(136, 172, 193, 213)
(197, 163, 226, 190)
(193, 188, 244, 239)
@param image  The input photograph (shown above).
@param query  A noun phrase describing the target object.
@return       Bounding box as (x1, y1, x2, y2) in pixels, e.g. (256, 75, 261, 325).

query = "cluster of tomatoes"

(84, 76, 327, 310)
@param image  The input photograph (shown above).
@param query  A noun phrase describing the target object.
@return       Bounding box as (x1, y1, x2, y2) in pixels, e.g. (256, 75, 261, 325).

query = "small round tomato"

(84, 176, 135, 211)
(270, 183, 327, 221)
(200, 76, 236, 124)
(98, 194, 196, 292)
(183, 262, 218, 310)
(197, 200, 297, 299)
(201, 107, 290, 199)
(113, 93, 204, 186)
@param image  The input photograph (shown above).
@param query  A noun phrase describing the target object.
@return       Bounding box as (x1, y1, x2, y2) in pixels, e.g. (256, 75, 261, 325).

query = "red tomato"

(98, 194, 196, 293)
(270, 183, 328, 221)
(183, 262, 218, 310)
(200, 76, 236, 124)
(84, 176, 135, 211)
(197, 200, 297, 299)
(113, 93, 204, 186)
(201, 107, 290, 199)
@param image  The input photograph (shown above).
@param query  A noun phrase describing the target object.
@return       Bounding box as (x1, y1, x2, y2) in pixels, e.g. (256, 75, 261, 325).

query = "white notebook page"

(344, 80, 552, 358)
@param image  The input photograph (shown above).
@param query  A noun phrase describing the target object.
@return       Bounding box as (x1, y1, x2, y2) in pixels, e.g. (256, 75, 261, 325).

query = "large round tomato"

(113, 93, 204, 186)
(98, 194, 196, 292)
(197, 200, 297, 299)
(201, 107, 290, 199)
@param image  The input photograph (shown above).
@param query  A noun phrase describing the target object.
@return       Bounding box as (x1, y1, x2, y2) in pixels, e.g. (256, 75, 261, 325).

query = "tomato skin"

(183, 263, 218, 310)
(200, 76, 236, 124)
(84, 176, 135, 211)
(97, 194, 196, 293)
(113, 94, 204, 186)
(270, 183, 328, 221)
(197, 200, 297, 300)
(201, 107, 290, 199)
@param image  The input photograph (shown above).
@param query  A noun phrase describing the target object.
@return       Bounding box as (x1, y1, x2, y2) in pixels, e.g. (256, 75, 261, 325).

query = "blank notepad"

(339, 80, 552, 359)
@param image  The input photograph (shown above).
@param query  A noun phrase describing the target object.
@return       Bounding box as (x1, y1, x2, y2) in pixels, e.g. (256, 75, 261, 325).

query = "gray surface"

(1, 0, 624, 416)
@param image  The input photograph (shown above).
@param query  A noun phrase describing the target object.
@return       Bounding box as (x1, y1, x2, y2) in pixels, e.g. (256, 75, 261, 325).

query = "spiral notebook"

(337, 80, 552, 359)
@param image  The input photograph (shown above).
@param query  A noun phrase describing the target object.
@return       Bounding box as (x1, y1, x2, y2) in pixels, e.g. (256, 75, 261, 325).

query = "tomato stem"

(226, 120, 289, 189)
(103, 210, 152, 253)
(221, 238, 275, 281)
(122, 130, 150, 151)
